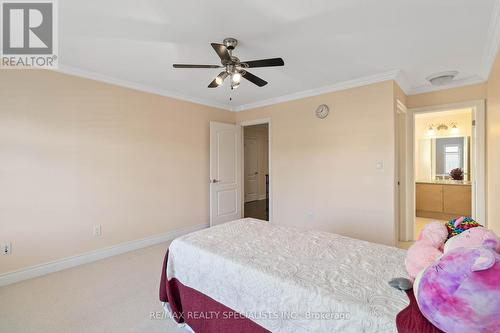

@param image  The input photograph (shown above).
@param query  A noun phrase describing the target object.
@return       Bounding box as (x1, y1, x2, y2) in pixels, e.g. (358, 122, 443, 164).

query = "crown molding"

(232, 70, 400, 112)
(393, 71, 412, 95)
(57, 65, 402, 112)
(481, 0, 500, 80)
(55, 65, 233, 111)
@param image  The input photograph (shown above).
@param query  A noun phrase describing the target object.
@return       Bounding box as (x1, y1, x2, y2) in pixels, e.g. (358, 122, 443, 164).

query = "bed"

(160, 218, 410, 332)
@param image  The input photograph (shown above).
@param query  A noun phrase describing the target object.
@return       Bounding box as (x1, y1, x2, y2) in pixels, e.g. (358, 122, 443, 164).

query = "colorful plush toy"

(405, 217, 499, 280)
(414, 240, 500, 333)
(445, 226, 500, 253)
(445, 216, 481, 239)
(405, 221, 448, 280)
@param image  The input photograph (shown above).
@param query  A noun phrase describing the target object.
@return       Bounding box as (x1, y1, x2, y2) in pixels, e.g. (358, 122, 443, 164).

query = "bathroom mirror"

(416, 136, 471, 181)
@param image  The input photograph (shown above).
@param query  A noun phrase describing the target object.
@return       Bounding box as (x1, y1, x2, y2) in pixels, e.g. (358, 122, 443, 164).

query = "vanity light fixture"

(427, 122, 459, 136)
(427, 126, 435, 136)
(436, 124, 449, 131)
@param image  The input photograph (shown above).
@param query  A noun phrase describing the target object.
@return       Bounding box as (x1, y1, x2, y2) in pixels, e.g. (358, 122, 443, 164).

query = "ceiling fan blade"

(208, 72, 229, 88)
(173, 64, 222, 68)
(211, 43, 231, 63)
(242, 71, 268, 87)
(241, 58, 284, 68)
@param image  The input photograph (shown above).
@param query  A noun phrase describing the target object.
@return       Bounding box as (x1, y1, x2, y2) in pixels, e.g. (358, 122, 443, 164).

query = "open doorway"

(414, 109, 473, 236)
(398, 101, 486, 243)
(242, 123, 269, 221)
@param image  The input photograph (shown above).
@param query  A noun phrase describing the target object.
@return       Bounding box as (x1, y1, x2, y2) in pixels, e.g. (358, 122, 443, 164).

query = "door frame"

(243, 135, 259, 203)
(400, 100, 486, 241)
(395, 100, 410, 244)
(239, 118, 272, 222)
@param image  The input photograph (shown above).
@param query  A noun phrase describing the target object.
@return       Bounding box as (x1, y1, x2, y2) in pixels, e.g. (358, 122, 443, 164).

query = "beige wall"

(0, 70, 234, 274)
(237, 81, 397, 246)
(406, 83, 487, 109)
(487, 51, 500, 235)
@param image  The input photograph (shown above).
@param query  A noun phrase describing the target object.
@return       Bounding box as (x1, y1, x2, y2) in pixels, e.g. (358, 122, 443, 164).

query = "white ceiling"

(58, 0, 500, 111)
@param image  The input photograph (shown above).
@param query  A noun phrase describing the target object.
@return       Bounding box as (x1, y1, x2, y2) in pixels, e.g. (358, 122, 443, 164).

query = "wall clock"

(315, 104, 330, 119)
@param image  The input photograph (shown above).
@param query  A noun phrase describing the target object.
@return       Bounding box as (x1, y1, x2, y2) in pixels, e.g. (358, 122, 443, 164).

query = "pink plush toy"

(414, 240, 500, 333)
(405, 221, 448, 280)
(444, 226, 500, 253)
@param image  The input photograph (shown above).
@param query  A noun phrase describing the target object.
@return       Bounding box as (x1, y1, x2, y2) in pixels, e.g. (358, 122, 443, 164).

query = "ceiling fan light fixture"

(231, 81, 240, 90)
(215, 76, 224, 86)
(426, 71, 459, 86)
(232, 72, 241, 83)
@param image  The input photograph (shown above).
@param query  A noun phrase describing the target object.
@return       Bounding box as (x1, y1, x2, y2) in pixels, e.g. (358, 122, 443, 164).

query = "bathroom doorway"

(242, 122, 270, 221)
(398, 101, 486, 242)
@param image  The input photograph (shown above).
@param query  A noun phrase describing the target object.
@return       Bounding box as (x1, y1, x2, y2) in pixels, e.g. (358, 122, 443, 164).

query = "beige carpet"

(0, 242, 186, 333)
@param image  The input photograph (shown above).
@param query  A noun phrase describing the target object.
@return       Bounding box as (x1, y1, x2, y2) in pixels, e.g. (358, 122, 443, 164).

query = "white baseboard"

(0, 223, 208, 287)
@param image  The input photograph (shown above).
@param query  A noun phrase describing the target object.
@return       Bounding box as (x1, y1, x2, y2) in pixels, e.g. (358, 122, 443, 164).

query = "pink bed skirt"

(159, 250, 269, 332)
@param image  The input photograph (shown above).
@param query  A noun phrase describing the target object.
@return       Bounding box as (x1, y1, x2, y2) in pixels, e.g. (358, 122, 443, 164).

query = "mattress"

(164, 218, 409, 332)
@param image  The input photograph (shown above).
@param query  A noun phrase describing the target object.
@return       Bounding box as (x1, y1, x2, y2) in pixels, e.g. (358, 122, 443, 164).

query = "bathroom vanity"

(416, 181, 472, 220)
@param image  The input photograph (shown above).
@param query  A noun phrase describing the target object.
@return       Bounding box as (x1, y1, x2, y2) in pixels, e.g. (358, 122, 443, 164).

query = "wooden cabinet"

(416, 184, 443, 212)
(443, 185, 472, 216)
(416, 183, 471, 220)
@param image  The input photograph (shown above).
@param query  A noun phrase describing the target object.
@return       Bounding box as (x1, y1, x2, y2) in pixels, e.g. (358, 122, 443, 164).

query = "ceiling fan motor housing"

(223, 37, 238, 50)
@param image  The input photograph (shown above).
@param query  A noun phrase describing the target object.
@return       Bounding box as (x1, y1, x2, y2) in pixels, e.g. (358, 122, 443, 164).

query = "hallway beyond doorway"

(244, 199, 268, 221)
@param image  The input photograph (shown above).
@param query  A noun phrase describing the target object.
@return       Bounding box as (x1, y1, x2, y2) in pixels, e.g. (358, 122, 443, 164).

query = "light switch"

(376, 161, 384, 170)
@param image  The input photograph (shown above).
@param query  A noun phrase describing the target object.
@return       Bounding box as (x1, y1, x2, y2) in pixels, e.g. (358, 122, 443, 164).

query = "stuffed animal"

(444, 226, 500, 253)
(445, 216, 482, 240)
(405, 221, 448, 280)
(414, 240, 500, 333)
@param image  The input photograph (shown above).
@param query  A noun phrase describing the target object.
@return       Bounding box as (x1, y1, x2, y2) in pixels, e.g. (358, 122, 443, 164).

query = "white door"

(244, 137, 259, 202)
(210, 122, 242, 226)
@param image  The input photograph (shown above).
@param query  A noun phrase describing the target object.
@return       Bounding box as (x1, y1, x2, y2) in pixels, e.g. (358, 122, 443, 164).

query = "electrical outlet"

(93, 224, 102, 238)
(1, 243, 12, 255)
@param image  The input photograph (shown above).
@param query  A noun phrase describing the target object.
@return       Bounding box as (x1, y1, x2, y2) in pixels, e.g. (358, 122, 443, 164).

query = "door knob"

(254, 172, 259, 175)
(211, 179, 220, 183)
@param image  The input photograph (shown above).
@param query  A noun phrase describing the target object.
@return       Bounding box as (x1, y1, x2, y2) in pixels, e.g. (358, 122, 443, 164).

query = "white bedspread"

(166, 218, 409, 333)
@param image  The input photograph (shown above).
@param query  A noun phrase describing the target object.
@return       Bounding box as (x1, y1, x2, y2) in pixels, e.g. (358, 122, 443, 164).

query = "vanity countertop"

(416, 180, 472, 186)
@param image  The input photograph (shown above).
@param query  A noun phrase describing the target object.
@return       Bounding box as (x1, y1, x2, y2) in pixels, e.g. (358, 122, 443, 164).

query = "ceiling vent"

(426, 71, 459, 86)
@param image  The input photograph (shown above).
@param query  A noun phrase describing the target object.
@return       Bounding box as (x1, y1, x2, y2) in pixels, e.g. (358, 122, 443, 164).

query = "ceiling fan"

(173, 37, 284, 89)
